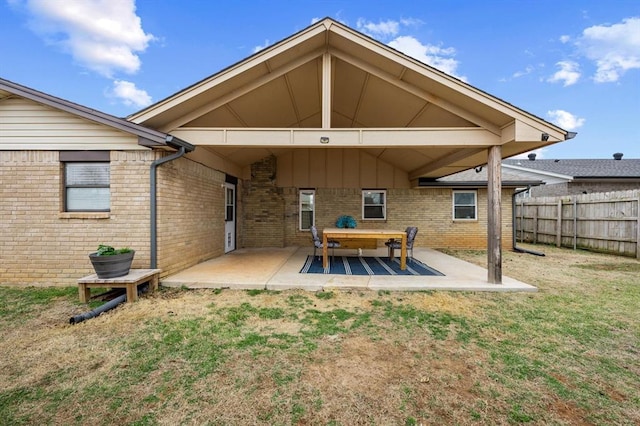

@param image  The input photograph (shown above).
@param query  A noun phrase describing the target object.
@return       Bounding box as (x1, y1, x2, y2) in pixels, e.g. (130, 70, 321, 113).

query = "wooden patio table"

(322, 228, 407, 270)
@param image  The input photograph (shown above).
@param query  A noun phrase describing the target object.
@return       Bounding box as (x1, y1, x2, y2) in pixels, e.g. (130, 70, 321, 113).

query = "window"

(61, 151, 110, 212)
(225, 187, 234, 221)
(362, 189, 386, 220)
(299, 189, 315, 230)
(453, 190, 477, 220)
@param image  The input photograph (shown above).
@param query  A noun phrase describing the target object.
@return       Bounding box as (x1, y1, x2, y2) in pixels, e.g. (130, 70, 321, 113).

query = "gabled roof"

(0, 78, 193, 151)
(127, 18, 571, 179)
(130, 18, 566, 136)
(503, 157, 640, 179)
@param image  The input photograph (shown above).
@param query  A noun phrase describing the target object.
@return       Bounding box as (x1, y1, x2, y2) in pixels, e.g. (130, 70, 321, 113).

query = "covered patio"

(161, 247, 536, 292)
(128, 18, 572, 285)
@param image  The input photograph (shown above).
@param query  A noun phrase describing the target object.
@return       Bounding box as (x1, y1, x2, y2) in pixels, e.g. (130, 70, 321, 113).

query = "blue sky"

(1, 0, 638, 159)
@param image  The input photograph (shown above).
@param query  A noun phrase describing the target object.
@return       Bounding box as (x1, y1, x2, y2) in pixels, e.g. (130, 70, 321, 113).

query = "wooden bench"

(77, 269, 161, 303)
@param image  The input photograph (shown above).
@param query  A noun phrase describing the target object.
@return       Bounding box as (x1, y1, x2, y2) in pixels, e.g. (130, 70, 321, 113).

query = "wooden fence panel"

(515, 190, 640, 258)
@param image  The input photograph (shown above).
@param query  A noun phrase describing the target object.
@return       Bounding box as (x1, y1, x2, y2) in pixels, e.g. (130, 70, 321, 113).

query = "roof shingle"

(503, 158, 640, 178)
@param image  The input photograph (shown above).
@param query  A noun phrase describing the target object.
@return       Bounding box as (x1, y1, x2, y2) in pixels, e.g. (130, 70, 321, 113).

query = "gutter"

(512, 186, 545, 256)
(150, 135, 196, 269)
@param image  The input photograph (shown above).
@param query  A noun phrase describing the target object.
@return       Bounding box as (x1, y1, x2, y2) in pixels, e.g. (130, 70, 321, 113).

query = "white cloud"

(356, 18, 400, 38)
(559, 35, 571, 44)
(253, 39, 270, 53)
(513, 65, 535, 78)
(352, 17, 463, 79)
(20, 0, 155, 77)
(400, 17, 423, 28)
(109, 80, 152, 107)
(388, 35, 464, 80)
(578, 17, 640, 83)
(547, 61, 581, 86)
(547, 109, 585, 130)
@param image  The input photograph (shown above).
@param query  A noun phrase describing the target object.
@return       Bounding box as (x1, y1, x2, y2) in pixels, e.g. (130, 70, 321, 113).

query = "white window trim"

(362, 189, 387, 220)
(452, 190, 477, 221)
(299, 189, 315, 231)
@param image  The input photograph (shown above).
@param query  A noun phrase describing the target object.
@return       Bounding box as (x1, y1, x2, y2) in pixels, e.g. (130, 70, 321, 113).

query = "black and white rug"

(299, 256, 444, 276)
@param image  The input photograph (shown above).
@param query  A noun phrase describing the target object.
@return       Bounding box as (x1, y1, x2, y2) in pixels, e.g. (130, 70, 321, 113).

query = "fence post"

(519, 200, 524, 242)
(637, 196, 640, 259)
(573, 198, 577, 250)
(556, 200, 563, 247)
(533, 206, 538, 243)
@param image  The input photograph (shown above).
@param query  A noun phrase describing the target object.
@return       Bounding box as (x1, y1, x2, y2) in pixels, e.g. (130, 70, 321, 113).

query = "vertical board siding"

(276, 148, 408, 188)
(515, 190, 640, 258)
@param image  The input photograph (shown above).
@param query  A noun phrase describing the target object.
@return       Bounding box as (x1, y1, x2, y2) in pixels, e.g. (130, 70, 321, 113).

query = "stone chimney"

(613, 152, 623, 160)
(528, 153, 536, 161)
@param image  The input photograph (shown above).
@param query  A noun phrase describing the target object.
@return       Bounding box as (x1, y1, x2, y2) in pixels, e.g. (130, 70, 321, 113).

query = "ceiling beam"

(408, 147, 487, 179)
(171, 127, 499, 148)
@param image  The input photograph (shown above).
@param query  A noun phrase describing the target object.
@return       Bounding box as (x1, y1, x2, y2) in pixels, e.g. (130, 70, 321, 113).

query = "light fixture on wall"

(320, 136, 330, 144)
(541, 133, 550, 141)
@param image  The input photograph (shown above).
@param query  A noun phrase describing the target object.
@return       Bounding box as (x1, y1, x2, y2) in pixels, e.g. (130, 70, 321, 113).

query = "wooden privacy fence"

(515, 190, 640, 258)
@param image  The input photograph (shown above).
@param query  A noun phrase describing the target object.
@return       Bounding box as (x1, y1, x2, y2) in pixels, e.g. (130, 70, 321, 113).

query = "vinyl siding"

(0, 97, 144, 150)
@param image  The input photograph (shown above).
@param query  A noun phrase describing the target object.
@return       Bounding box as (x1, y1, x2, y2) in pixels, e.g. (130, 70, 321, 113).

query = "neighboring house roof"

(503, 157, 640, 181)
(419, 166, 543, 188)
(0, 78, 193, 152)
(127, 17, 571, 179)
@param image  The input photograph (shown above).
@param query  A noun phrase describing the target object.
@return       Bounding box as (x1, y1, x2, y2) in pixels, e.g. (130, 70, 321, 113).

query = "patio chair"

(385, 226, 418, 263)
(310, 225, 340, 260)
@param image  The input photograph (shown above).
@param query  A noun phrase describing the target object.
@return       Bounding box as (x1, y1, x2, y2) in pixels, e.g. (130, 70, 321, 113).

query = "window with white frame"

(362, 189, 386, 220)
(61, 151, 110, 212)
(299, 189, 315, 230)
(452, 190, 477, 220)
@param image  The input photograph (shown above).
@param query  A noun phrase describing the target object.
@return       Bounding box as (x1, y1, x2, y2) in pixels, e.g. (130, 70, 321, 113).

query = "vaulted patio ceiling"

(129, 18, 569, 179)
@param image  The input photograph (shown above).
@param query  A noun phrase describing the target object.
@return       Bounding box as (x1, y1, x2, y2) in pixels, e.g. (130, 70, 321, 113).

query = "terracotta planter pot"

(89, 250, 135, 279)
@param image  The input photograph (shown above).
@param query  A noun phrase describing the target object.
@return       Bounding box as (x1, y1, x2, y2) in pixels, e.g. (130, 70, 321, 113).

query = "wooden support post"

(487, 145, 502, 284)
(322, 52, 332, 129)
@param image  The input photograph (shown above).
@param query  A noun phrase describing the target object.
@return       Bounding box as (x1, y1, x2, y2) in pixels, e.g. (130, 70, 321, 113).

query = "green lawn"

(1, 245, 638, 425)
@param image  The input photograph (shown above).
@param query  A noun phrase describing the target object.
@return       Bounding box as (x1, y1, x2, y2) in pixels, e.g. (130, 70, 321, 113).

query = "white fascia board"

(171, 127, 500, 147)
(503, 163, 573, 181)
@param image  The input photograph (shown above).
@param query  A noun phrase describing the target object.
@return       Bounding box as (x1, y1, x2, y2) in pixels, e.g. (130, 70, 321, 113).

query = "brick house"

(0, 18, 570, 287)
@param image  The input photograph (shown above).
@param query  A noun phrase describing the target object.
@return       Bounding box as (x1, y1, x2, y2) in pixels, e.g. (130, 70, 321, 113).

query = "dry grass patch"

(1, 244, 639, 425)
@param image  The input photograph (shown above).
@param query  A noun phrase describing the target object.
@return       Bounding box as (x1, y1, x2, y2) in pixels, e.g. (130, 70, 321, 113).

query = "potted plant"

(89, 244, 135, 279)
(336, 215, 357, 228)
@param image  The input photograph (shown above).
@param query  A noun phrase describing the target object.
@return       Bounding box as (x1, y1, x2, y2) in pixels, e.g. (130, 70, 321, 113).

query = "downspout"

(150, 135, 195, 269)
(512, 186, 545, 256)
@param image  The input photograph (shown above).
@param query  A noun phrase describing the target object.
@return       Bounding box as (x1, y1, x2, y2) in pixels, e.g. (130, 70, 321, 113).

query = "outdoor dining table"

(321, 228, 407, 270)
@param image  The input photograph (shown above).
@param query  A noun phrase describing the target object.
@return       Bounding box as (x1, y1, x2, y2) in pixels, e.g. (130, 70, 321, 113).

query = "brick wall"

(0, 150, 153, 286)
(281, 187, 514, 250)
(156, 156, 226, 276)
(0, 150, 227, 286)
(1, 148, 514, 287)
(241, 156, 285, 247)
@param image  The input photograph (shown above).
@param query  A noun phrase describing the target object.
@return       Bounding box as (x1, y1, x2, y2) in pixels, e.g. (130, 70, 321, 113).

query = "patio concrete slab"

(161, 246, 537, 293)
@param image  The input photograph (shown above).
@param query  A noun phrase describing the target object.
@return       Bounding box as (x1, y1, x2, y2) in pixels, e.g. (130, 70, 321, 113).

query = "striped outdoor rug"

(299, 256, 444, 276)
